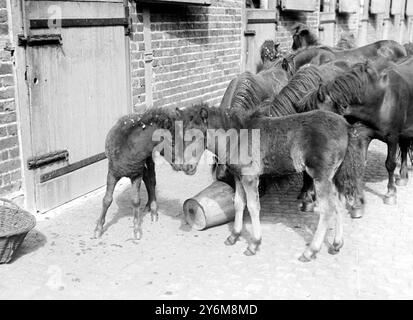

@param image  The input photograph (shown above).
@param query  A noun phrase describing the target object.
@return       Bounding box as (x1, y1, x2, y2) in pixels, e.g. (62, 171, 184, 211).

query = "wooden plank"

(143, 7, 153, 109)
(30, 18, 129, 29)
(338, 0, 358, 13)
(26, 0, 124, 3)
(35, 159, 108, 212)
(244, 13, 277, 73)
(280, 0, 316, 12)
(391, 0, 405, 15)
(40, 152, 106, 183)
(9, 0, 37, 211)
(246, 9, 277, 23)
(319, 12, 335, 22)
(407, 0, 413, 15)
(138, 0, 211, 5)
(29, 27, 129, 162)
(370, 0, 387, 13)
(25, 0, 124, 20)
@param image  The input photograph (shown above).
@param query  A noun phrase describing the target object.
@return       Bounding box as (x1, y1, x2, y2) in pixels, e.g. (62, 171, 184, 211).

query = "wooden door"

(358, 0, 370, 46)
(20, 0, 131, 212)
(319, 0, 335, 47)
(244, 8, 277, 73)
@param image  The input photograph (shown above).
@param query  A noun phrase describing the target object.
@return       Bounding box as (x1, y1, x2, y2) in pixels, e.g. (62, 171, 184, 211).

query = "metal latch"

(18, 34, 62, 47)
(27, 150, 69, 170)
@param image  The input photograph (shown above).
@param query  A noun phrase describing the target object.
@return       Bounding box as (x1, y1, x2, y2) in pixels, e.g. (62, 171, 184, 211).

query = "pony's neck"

(207, 108, 243, 131)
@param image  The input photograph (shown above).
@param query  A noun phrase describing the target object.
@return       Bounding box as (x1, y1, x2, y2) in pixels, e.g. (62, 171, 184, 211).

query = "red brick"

(0, 63, 13, 75)
(0, 112, 16, 124)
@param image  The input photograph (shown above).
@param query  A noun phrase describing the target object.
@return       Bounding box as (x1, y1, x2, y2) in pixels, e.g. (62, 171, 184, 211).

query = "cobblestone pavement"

(1, 140, 413, 299)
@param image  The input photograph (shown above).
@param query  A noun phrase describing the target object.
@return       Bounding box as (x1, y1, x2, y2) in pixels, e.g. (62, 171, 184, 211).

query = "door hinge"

(18, 34, 62, 47)
(27, 150, 69, 170)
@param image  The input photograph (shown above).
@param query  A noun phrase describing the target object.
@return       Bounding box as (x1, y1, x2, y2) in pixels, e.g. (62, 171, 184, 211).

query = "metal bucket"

(183, 181, 235, 230)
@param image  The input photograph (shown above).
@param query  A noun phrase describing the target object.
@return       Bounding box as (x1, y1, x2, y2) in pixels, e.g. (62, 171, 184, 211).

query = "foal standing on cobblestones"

(179, 106, 367, 261)
(298, 58, 413, 205)
(94, 108, 180, 239)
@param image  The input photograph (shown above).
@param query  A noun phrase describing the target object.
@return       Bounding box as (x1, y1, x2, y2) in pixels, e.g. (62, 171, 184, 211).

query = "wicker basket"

(0, 198, 36, 264)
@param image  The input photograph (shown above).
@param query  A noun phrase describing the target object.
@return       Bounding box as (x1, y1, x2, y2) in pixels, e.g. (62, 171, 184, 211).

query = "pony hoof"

(328, 247, 340, 255)
(151, 213, 159, 222)
(298, 254, 311, 262)
(243, 247, 256, 256)
(299, 249, 316, 262)
(328, 241, 343, 255)
(224, 234, 239, 246)
(396, 178, 408, 187)
(300, 201, 315, 212)
(133, 229, 142, 240)
(350, 207, 364, 219)
(93, 228, 103, 239)
(384, 195, 397, 205)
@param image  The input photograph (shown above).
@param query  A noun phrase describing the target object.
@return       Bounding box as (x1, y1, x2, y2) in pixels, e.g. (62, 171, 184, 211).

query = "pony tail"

(333, 124, 371, 204)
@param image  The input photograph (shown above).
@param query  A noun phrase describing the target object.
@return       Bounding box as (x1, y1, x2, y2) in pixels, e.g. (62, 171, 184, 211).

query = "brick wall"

(335, 11, 359, 44)
(0, 0, 21, 196)
(129, 0, 243, 112)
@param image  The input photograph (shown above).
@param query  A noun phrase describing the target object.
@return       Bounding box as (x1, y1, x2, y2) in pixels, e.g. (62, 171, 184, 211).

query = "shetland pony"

(255, 61, 352, 210)
(177, 105, 367, 261)
(297, 58, 413, 205)
(282, 40, 406, 75)
(257, 40, 281, 72)
(291, 23, 320, 50)
(94, 108, 180, 239)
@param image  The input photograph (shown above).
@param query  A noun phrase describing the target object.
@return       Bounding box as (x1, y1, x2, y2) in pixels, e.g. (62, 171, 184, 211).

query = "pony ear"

(363, 59, 370, 72)
(299, 29, 309, 36)
(200, 108, 208, 122)
(274, 42, 280, 49)
(176, 107, 185, 118)
(281, 58, 289, 72)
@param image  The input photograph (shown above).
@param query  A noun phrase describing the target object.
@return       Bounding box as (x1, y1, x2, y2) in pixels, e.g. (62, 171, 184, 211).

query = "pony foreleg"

(384, 140, 398, 205)
(299, 180, 334, 262)
(94, 171, 119, 238)
(396, 138, 409, 187)
(225, 177, 245, 246)
(241, 175, 262, 256)
(131, 176, 143, 240)
(143, 157, 158, 222)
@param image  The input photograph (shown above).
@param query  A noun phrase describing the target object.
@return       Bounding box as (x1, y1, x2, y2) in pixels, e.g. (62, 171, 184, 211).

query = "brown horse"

(94, 108, 181, 239)
(255, 60, 353, 211)
(297, 57, 413, 205)
(256, 40, 281, 73)
(282, 40, 407, 75)
(177, 105, 367, 262)
(291, 23, 320, 50)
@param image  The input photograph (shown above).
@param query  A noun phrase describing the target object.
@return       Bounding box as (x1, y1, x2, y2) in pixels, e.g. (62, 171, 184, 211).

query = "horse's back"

(255, 111, 348, 175)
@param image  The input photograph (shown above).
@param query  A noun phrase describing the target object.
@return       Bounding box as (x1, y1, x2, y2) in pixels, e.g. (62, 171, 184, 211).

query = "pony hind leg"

(384, 140, 398, 205)
(396, 138, 410, 187)
(299, 178, 335, 262)
(225, 177, 246, 246)
(131, 176, 143, 239)
(241, 175, 261, 256)
(143, 157, 158, 222)
(328, 194, 346, 255)
(94, 171, 120, 238)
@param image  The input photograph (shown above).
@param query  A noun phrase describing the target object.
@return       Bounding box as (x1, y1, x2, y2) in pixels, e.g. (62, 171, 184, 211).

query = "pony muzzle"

(183, 164, 197, 175)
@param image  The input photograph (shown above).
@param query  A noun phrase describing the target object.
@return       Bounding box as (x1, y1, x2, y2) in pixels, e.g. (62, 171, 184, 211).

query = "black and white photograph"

(1, 0, 413, 302)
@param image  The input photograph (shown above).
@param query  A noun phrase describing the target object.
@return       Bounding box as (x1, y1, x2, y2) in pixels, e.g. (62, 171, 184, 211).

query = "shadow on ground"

(11, 229, 47, 263)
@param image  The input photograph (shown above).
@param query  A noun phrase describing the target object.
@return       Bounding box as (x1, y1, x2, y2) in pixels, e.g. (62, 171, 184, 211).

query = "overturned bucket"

(183, 181, 235, 230)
